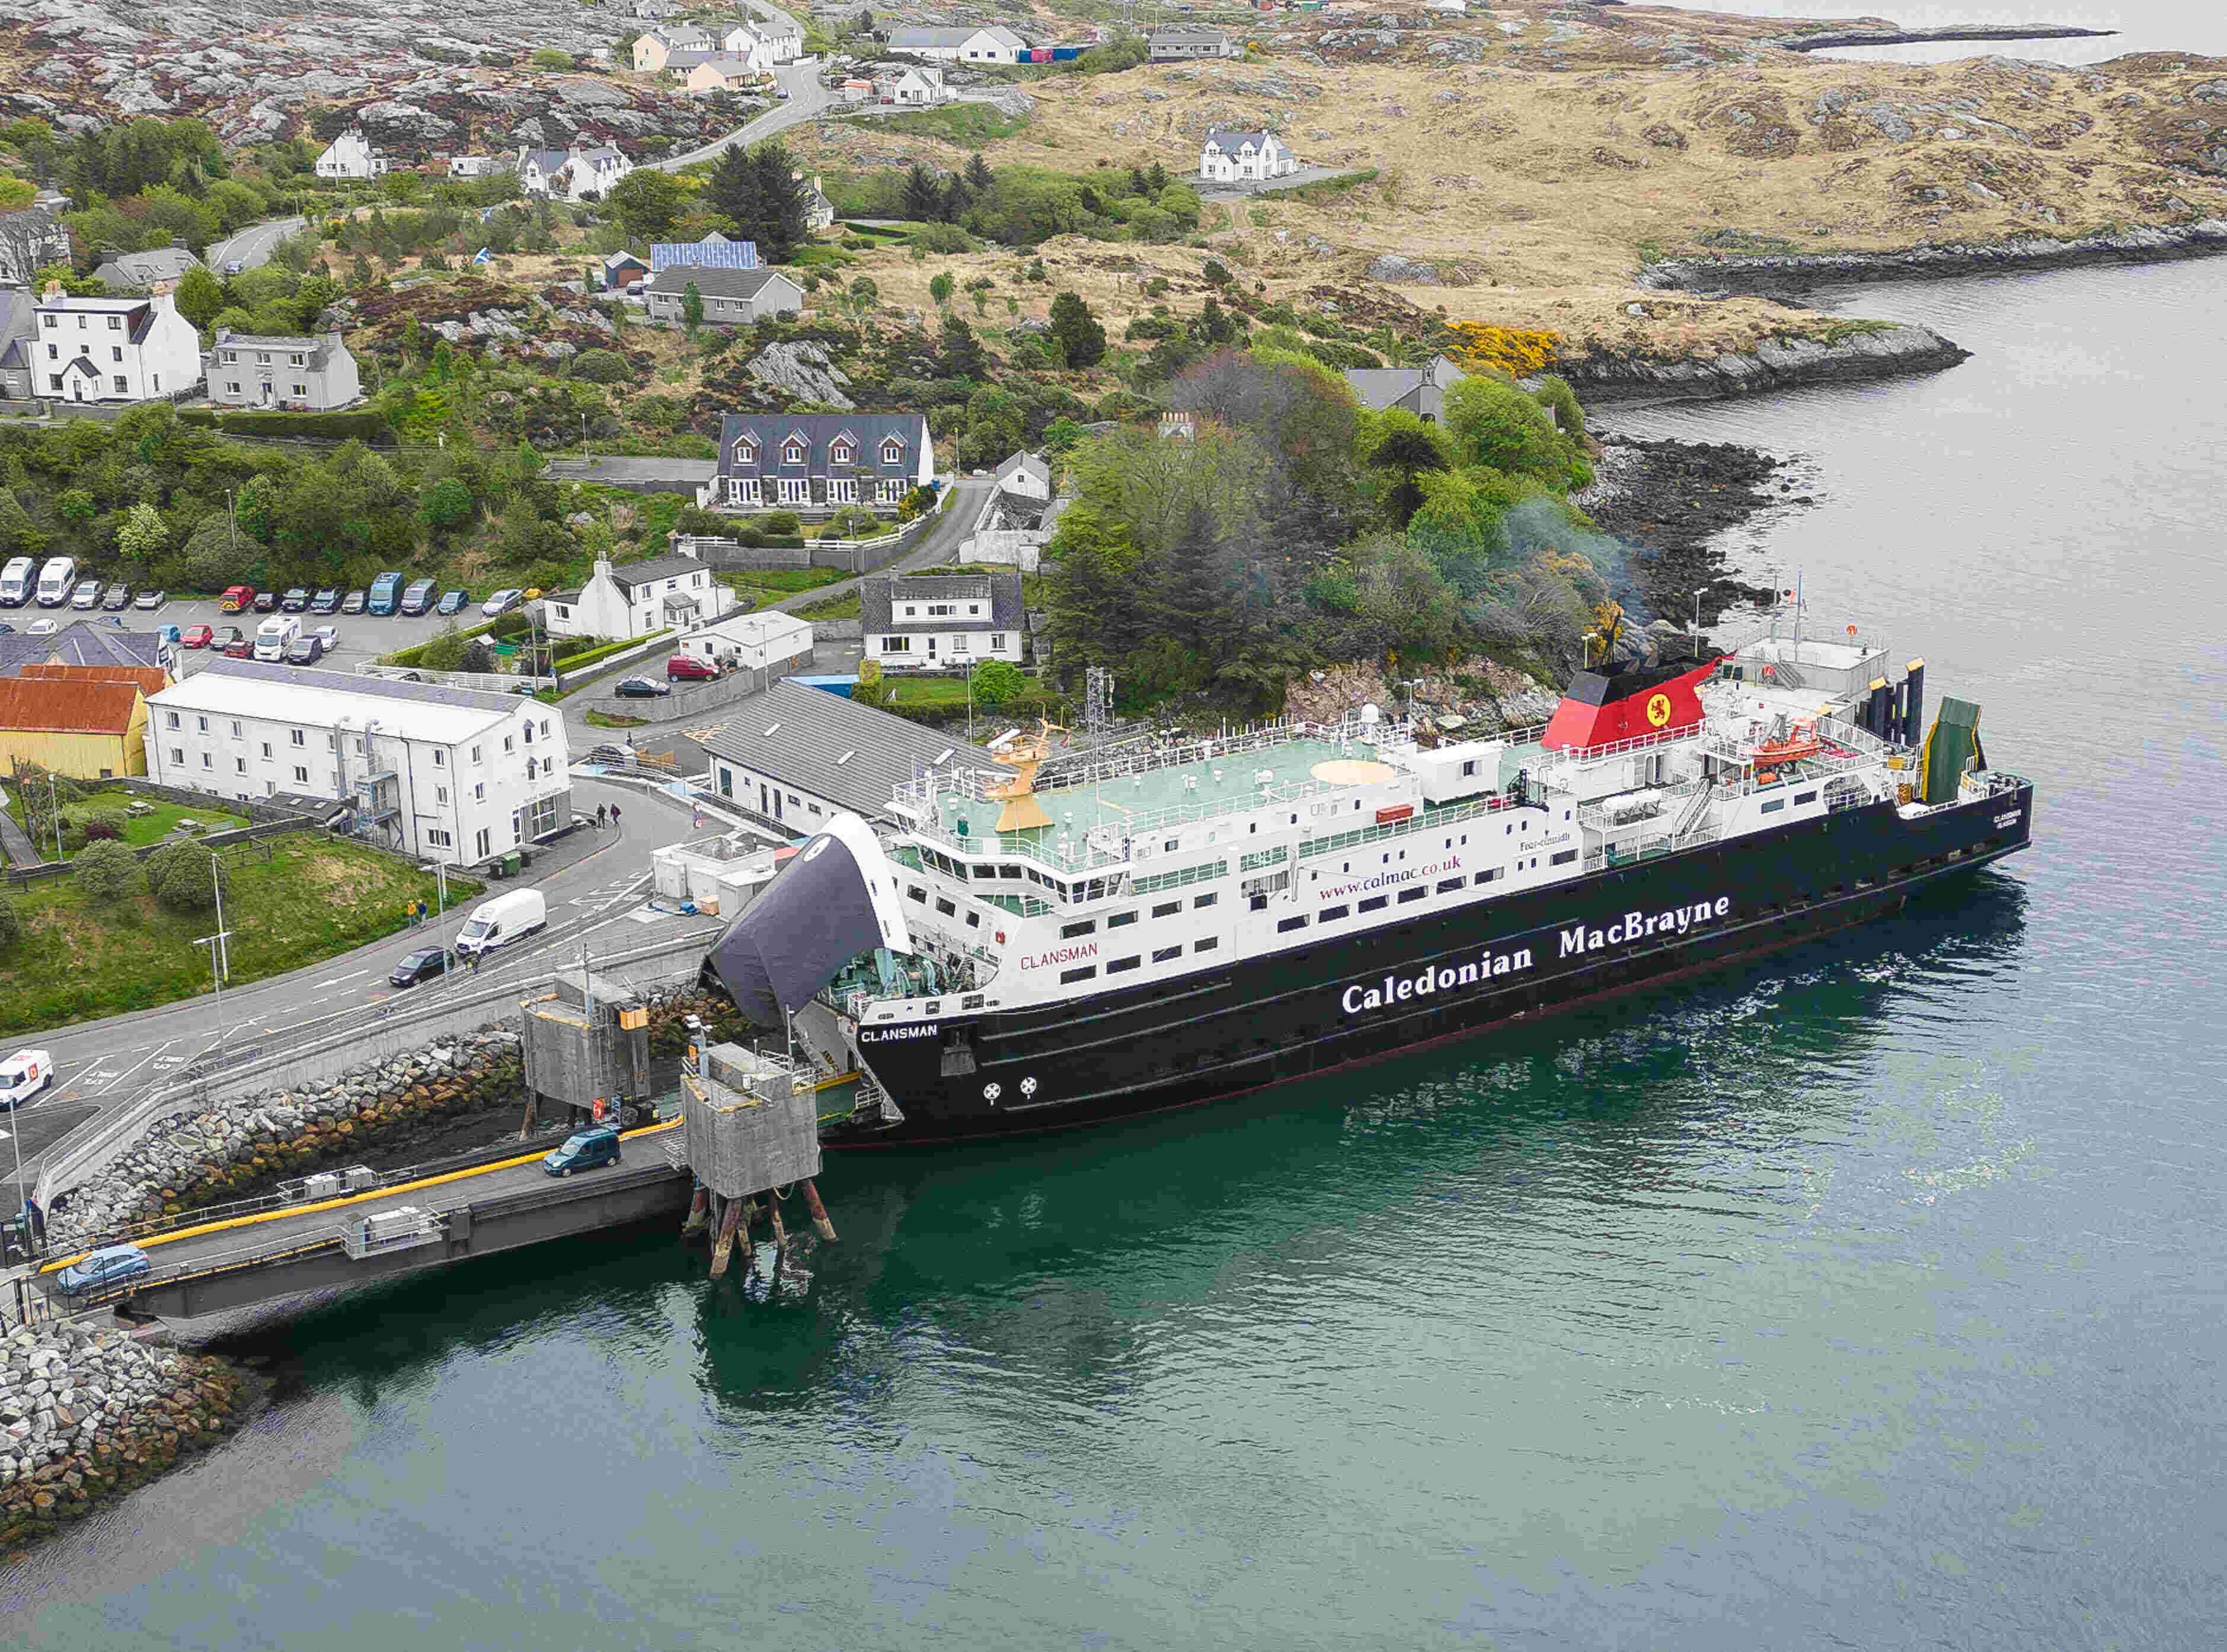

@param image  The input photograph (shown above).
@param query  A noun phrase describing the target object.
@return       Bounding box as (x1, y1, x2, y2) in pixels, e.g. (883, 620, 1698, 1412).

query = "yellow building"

(0, 675, 149, 779)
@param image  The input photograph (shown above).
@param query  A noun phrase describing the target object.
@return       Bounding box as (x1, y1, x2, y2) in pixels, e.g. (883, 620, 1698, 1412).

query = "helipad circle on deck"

(1310, 759, 1399, 787)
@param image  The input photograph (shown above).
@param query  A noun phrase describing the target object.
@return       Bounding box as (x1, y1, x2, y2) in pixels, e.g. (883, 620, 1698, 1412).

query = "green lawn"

(795, 590, 861, 621)
(868, 103, 1032, 145)
(725, 566, 849, 612)
(584, 710, 648, 729)
(2, 787, 249, 858)
(0, 836, 478, 1038)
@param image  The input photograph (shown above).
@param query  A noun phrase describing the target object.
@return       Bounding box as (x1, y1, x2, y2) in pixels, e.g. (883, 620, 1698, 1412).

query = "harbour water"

(5, 261, 2225, 1645)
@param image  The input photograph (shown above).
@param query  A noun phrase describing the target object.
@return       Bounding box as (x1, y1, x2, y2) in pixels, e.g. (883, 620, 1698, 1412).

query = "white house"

(883, 66, 948, 107)
(31, 285, 202, 404)
(541, 551, 736, 643)
(1197, 129, 1298, 184)
(207, 328, 362, 412)
(144, 658, 573, 867)
(860, 570, 1025, 673)
(718, 24, 775, 68)
(992, 450, 1052, 503)
(447, 154, 511, 178)
(517, 144, 635, 202)
(750, 14, 804, 60)
(314, 127, 390, 181)
(886, 24, 1028, 62)
(673, 609, 814, 675)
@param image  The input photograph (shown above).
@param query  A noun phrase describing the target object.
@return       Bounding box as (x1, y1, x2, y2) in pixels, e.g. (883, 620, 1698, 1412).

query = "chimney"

(40, 279, 62, 301)
(149, 279, 176, 314)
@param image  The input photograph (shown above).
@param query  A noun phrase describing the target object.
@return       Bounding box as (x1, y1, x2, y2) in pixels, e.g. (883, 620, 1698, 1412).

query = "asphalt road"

(652, 48, 836, 173)
(206, 216, 306, 274)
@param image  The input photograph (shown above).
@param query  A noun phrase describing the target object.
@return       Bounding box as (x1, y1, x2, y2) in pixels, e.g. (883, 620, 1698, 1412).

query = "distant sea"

(1658, 0, 2227, 65)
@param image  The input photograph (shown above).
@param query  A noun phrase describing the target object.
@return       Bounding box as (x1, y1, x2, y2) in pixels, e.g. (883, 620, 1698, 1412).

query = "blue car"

(57, 1243, 151, 1296)
(543, 1127, 621, 1177)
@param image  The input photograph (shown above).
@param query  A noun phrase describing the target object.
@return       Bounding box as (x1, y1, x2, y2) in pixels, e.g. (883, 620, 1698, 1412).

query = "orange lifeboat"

(1752, 718, 1822, 766)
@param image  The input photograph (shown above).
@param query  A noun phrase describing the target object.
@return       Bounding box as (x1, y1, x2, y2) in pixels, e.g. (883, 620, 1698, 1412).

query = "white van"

(254, 615, 301, 661)
(0, 1049, 53, 1111)
(454, 889, 547, 958)
(0, 556, 33, 606)
(34, 555, 76, 607)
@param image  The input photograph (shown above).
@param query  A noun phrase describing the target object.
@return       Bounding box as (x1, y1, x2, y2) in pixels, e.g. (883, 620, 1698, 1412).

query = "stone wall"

(0, 1319, 244, 1556)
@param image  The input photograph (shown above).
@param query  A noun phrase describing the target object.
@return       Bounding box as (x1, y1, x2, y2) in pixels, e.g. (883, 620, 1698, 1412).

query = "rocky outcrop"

(1642, 220, 2227, 295)
(745, 341, 854, 410)
(1365, 252, 1475, 286)
(0, 1319, 245, 1557)
(1771, 24, 2116, 52)
(1555, 322, 1970, 402)
(1282, 659, 1560, 731)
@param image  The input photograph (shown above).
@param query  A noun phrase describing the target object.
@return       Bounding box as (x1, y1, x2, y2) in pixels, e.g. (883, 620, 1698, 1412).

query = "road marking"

(312, 970, 368, 987)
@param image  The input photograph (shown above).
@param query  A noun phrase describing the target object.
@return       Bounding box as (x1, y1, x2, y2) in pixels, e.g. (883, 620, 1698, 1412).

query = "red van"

(219, 584, 255, 613)
(666, 653, 718, 682)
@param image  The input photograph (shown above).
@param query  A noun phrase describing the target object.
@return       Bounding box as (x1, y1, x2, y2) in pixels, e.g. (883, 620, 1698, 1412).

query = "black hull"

(838, 783, 2035, 1146)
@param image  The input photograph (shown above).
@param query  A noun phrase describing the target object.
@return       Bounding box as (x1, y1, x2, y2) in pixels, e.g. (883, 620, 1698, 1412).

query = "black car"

(389, 946, 453, 988)
(101, 584, 132, 610)
(252, 590, 279, 612)
(211, 624, 244, 648)
(311, 588, 342, 613)
(341, 589, 368, 613)
(280, 587, 310, 612)
(435, 589, 469, 616)
(614, 676, 672, 699)
(285, 636, 325, 664)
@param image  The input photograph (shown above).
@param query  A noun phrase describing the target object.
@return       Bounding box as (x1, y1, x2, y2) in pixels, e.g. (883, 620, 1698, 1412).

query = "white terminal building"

(145, 659, 573, 866)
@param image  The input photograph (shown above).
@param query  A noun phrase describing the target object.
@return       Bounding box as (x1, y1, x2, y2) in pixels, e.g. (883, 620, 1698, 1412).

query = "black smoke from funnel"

(1504, 498, 1655, 631)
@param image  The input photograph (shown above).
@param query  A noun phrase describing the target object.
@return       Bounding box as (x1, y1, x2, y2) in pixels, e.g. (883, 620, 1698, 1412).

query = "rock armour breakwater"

(0, 1319, 244, 1557)
(1555, 323, 1970, 402)
(1642, 221, 2227, 295)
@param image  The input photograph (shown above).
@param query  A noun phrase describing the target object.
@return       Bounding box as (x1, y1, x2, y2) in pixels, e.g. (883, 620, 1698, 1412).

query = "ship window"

(1551, 849, 1577, 865)
(1193, 893, 1216, 909)
(1760, 799, 1786, 814)
(1108, 956, 1140, 974)
(907, 885, 926, 903)
(1475, 869, 1502, 886)
(1152, 945, 1181, 963)
(1276, 915, 1307, 933)
(1319, 904, 1348, 921)
(1194, 937, 1218, 953)
(1794, 790, 1818, 804)
(1164, 838, 1178, 852)
(1250, 894, 1269, 912)
(1436, 878, 1463, 894)
(1359, 896, 1388, 913)
(1002, 865, 1022, 880)
(972, 864, 994, 880)
(1060, 919, 1095, 938)
(1153, 901, 1180, 918)
(966, 912, 980, 928)
(1505, 824, 1513, 835)
(935, 897, 956, 916)
(1397, 887, 1426, 905)
(1108, 910, 1136, 928)
(1060, 965, 1097, 983)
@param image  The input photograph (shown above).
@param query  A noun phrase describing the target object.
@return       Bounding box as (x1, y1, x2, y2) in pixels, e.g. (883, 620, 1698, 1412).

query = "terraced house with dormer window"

(699, 413, 936, 514)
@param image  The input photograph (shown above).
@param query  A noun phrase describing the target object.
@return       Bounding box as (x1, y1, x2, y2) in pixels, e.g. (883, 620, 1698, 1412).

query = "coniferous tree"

(1146, 161, 1169, 194)
(749, 140, 811, 262)
(706, 142, 766, 250)
(1047, 291, 1106, 369)
(900, 162, 943, 223)
(940, 174, 970, 223)
(963, 152, 994, 193)
(938, 313, 986, 379)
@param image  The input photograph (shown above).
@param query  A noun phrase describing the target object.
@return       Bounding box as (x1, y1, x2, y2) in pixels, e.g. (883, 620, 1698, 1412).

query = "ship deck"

(944, 736, 1363, 843)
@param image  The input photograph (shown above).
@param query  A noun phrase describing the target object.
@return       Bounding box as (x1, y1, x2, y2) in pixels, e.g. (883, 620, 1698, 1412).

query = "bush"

(147, 844, 226, 914)
(177, 408, 394, 444)
(570, 349, 628, 383)
(0, 900, 20, 951)
(81, 816, 121, 841)
(762, 510, 801, 536)
(71, 838, 140, 902)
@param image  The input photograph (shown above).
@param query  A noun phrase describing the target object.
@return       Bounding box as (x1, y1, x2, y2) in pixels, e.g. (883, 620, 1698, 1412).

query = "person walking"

(609, 803, 622, 832)
(595, 803, 608, 830)
(468, 948, 483, 976)
(416, 897, 427, 926)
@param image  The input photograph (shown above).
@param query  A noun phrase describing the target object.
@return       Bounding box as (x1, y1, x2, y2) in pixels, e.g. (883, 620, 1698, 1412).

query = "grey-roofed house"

(887, 24, 1028, 62)
(90, 245, 203, 292)
(541, 551, 736, 641)
(1149, 24, 1241, 60)
(1197, 129, 1298, 184)
(662, 47, 719, 75)
(699, 411, 936, 513)
(993, 450, 1050, 501)
(644, 264, 806, 327)
(650, 232, 758, 273)
(699, 677, 996, 827)
(861, 570, 1025, 672)
(0, 207, 71, 286)
(1341, 354, 1466, 423)
(0, 622, 171, 676)
(207, 328, 362, 411)
(603, 250, 651, 290)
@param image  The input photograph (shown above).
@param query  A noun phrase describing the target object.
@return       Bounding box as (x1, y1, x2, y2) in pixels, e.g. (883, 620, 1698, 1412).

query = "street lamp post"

(46, 773, 62, 862)
(1692, 587, 1707, 648)
(193, 926, 230, 1050)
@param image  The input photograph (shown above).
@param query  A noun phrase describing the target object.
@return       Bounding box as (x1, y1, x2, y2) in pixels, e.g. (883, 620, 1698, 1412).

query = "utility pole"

(212, 852, 230, 982)
(226, 488, 238, 553)
(46, 773, 61, 862)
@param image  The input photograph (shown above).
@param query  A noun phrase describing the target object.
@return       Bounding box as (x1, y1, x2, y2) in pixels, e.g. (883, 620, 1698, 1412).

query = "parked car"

(211, 624, 244, 649)
(312, 624, 341, 651)
(341, 589, 368, 613)
(543, 1127, 621, 1178)
(0, 623, 12, 634)
(219, 584, 255, 612)
(311, 587, 343, 613)
(614, 675, 671, 698)
(222, 635, 254, 658)
(389, 946, 454, 989)
(134, 587, 166, 610)
(666, 653, 717, 682)
(584, 742, 633, 765)
(57, 1244, 149, 1296)
(102, 583, 132, 611)
(25, 618, 56, 635)
(181, 623, 213, 648)
(69, 579, 101, 609)
(285, 635, 325, 664)
(435, 588, 469, 616)
(481, 589, 523, 616)
(399, 578, 437, 616)
(252, 590, 279, 612)
(280, 587, 310, 612)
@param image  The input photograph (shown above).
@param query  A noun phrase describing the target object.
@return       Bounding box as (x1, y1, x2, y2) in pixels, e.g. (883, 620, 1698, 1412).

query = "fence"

(2, 777, 322, 887)
(581, 660, 773, 720)
(678, 513, 929, 576)
(357, 663, 555, 695)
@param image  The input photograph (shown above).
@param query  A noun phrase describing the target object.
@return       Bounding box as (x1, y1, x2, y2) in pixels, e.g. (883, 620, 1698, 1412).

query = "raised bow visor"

(700, 813, 912, 1025)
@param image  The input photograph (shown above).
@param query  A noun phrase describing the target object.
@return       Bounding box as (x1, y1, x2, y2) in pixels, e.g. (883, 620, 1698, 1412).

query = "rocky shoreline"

(1577, 436, 1790, 623)
(1771, 24, 2116, 52)
(0, 1319, 248, 1558)
(1557, 322, 1970, 404)
(1641, 220, 2227, 296)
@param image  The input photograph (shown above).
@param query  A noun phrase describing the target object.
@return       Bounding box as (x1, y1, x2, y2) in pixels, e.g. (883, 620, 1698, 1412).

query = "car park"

(102, 583, 132, 611)
(253, 590, 279, 612)
(135, 588, 166, 609)
(481, 589, 523, 616)
(341, 589, 368, 613)
(435, 589, 469, 616)
(614, 676, 671, 698)
(389, 947, 455, 988)
(666, 654, 717, 682)
(311, 588, 342, 613)
(285, 635, 325, 664)
(280, 587, 310, 612)
(542, 1127, 621, 1177)
(312, 624, 341, 651)
(69, 579, 101, 609)
(57, 1244, 150, 1296)
(181, 624, 213, 648)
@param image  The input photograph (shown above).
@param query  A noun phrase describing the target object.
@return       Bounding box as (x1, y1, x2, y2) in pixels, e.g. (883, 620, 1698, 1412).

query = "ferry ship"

(701, 612, 2034, 1144)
